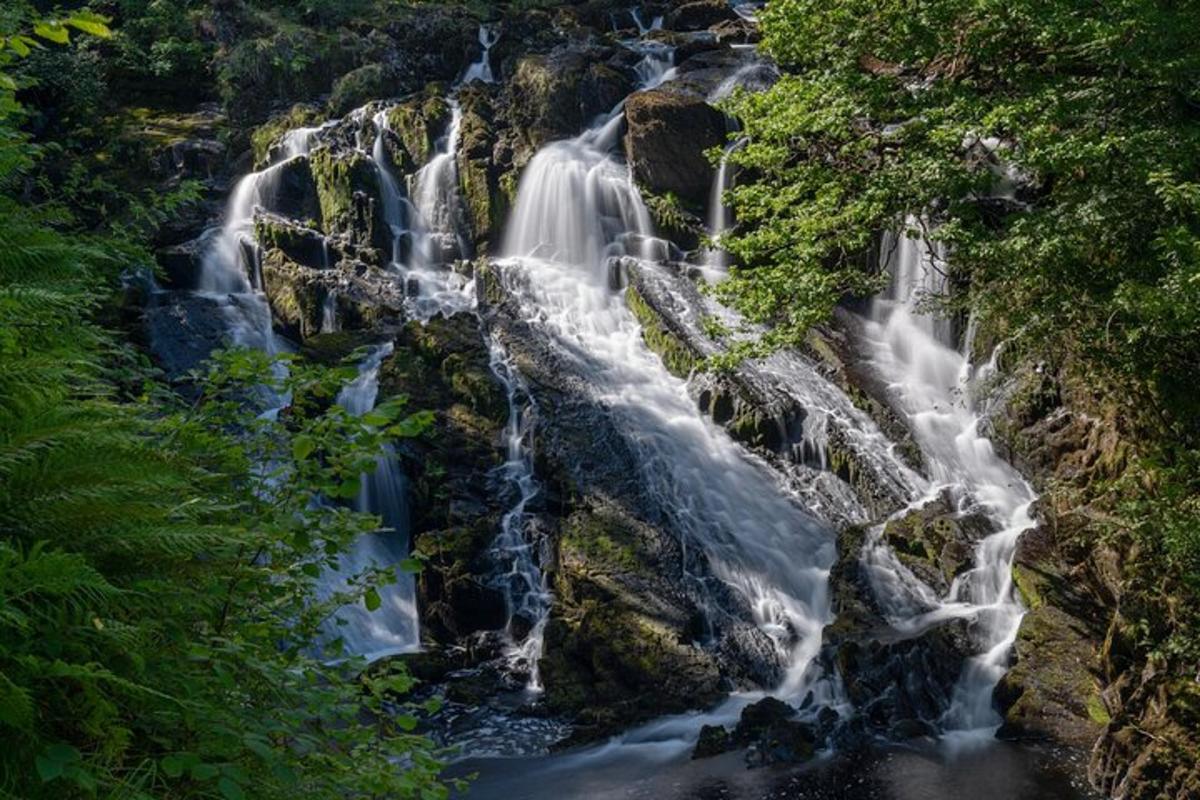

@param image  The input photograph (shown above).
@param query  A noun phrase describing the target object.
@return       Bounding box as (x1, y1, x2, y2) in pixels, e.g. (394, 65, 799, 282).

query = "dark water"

(450, 738, 1100, 800)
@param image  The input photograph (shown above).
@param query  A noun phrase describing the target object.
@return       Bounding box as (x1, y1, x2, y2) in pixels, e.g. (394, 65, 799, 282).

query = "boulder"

(693, 724, 732, 759)
(506, 45, 633, 148)
(666, 0, 738, 31)
(624, 88, 727, 205)
(384, 92, 452, 171)
(308, 146, 390, 254)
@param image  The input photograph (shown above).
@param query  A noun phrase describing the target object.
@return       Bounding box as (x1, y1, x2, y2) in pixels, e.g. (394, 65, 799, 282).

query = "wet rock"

(666, 0, 738, 31)
(384, 92, 452, 171)
(156, 230, 219, 290)
(992, 523, 1107, 750)
(506, 45, 633, 148)
(143, 290, 246, 378)
(254, 212, 330, 269)
(823, 525, 975, 736)
(733, 697, 796, 741)
(308, 147, 390, 254)
(455, 86, 511, 248)
(624, 87, 727, 205)
(880, 492, 995, 592)
(710, 18, 760, 45)
(259, 248, 405, 340)
(693, 724, 733, 759)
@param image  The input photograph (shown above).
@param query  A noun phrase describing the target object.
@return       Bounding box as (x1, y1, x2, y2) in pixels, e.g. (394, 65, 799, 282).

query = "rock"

(733, 697, 797, 742)
(159, 137, 227, 180)
(506, 45, 633, 148)
(823, 525, 976, 735)
(329, 64, 394, 117)
(624, 87, 727, 205)
(254, 212, 330, 270)
(693, 724, 733, 759)
(880, 492, 995, 592)
(455, 86, 510, 248)
(710, 18, 760, 45)
(156, 230, 220, 290)
(666, 0, 738, 31)
(308, 146, 389, 254)
(252, 104, 324, 168)
(384, 92, 452, 170)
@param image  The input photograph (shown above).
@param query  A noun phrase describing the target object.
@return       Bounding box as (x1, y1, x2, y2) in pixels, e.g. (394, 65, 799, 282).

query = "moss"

(1087, 691, 1112, 725)
(1012, 564, 1045, 610)
(309, 147, 381, 240)
(329, 64, 392, 116)
(385, 92, 451, 167)
(560, 509, 646, 576)
(300, 331, 377, 366)
(251, 104, 323, 167)
(626, 283, 697, 377)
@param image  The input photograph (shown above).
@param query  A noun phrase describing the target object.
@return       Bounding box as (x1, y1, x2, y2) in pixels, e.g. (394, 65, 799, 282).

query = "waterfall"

(486, 337, 552, 690)
(700, 137, 746, 278)
(317, 343, 421, 660)
(498, 63, 839, 701)
(461, 24, 500, 85)
(858, 222, 1036, 736)
(370, 103, 475, 321)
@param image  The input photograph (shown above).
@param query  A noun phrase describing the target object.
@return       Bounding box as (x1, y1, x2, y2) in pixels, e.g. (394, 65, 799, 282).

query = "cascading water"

(461, 24, 501, 85)
(700, 137, 746, 278)
(317, 343, 421, 660)
(858, 222, 1037, 736)
(498, 62, 838, 703)
(486, 337, 552, 690)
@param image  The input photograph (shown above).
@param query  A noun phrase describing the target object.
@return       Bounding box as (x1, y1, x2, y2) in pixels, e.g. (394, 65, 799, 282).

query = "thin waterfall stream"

(858, 226, 1037, 738)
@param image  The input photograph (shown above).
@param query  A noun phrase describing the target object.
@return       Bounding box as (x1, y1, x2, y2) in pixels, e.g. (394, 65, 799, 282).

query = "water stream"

(317, 343, 421, 659)
(858, 225, 1037, 737)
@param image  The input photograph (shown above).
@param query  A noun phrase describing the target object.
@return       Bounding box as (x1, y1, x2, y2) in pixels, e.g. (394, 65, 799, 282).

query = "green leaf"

(33, 23, 70, 45)
(399, 558, 423, 574)
(218, 776, 246, 800)
(190, 762, 219, 781)
(396, 714, 418, 731)
(9, 37, 30, 58)
(364, 587, 381, 612)
(64, 14, 112, 38)
(291, 435, 315, 461)
(35, 755, 63, 782)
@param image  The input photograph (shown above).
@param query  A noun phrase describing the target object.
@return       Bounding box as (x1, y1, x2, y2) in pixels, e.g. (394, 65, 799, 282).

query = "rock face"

(691, 697, 819, 767)
(506, 45, 633, 148)
(624, 88, 727, 205)
(667, 0, 740, 31)
(624, 260, 914, 520)
(823, 522, 974, 740)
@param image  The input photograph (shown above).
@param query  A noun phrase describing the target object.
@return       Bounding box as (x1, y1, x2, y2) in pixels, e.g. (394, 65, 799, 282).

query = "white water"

(700, 137, 746, 278)
(858, 223, 1036, 736)
(317, 343, 421, 660)
(461, 24, 501, 84)
(486, 337, 552, 689)
(499, 71, 838, 700)
(372, 104, 475, 321)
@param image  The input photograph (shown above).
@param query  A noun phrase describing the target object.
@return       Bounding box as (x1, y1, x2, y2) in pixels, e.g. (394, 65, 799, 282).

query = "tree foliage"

(721, 0, 1200, 654)
(0, 12, 453, 799)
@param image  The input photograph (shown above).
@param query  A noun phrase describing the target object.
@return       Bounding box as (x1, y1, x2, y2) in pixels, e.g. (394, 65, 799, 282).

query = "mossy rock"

(385, 92, 452, 169)
(626, 282, 698, 376)
(309, 146, 387, 252)
(329, 63, 395, 117)
(251, 103, 323, 168)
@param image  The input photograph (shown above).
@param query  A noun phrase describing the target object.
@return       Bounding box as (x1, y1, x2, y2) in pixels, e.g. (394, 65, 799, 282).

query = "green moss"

(1087, 691, 1112, 725)
(386, 93, 451, 167)
(309, 147, 380, 238)
(561, 510, 646, 576)
(626, 284, 697, 377)
(1012, 564, 1045, 610)
(251, 104, 323, 167)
